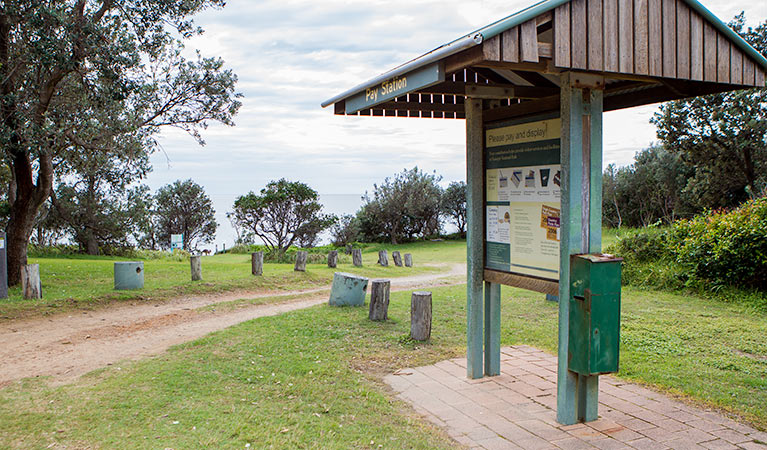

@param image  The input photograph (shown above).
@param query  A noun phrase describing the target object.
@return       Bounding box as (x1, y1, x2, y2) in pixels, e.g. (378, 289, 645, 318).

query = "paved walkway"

(385, 346, 767, 449)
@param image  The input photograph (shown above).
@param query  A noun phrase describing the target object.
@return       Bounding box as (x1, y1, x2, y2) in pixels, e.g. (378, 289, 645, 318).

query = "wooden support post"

(251, 251, 263, 276)
(190, 255, 202, 281)
(410, 291, 432, 341)
(327, 250, 338, 268)
(557, 72, 604, 425)
(352, 249, 363, 267)
(368, 279, 390, 321)
(294, 251, 308, 272)
(404, 253, 413, 267)
(484, 281, 501, 376)
(392, 251, 403, 267)
(22, 264, 42, 299)
(466, 97, 484, 379)
(377, 250, 388, 266)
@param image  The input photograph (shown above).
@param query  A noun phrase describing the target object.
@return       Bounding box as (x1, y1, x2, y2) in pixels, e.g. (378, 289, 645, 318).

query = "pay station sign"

(344, 63, 445, 114)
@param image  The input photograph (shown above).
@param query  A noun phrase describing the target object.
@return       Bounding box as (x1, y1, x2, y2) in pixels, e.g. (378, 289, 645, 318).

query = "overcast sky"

(146, 0, 767, 249)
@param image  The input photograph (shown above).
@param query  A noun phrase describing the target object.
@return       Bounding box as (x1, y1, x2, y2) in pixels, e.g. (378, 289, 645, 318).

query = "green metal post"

(557, 73, 604, 424)
(484, 281, 501, 376)
(466, 98, 485, 379)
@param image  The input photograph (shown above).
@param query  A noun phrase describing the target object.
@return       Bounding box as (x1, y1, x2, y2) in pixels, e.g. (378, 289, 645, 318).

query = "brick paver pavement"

(385, 346, 767, 449)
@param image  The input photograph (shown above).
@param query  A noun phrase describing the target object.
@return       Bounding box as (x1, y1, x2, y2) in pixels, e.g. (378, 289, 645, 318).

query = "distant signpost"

(171, 234, 183, 251)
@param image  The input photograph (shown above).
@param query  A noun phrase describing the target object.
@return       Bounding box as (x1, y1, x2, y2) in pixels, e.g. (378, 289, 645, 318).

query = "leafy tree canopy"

(231, 179, 336, 253)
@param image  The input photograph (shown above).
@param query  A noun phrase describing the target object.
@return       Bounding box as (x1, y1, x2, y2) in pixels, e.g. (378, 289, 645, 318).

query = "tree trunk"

(377, 250, 388, 266)
(410, 291, 432, 341)
(251, 251, 263, 276)
(21, 264, 42, 299)
(85, 228, 99, 255)
(294, 251, 307, 272)
(352, 249, 362, 267)
(190, 255, 202, 281)
(327, 250, 338, 268)
(6, 151, 54, 286)
(392, 251, 402, 267)
(368, 279, 390, 321)
(404, 253, 413, 267)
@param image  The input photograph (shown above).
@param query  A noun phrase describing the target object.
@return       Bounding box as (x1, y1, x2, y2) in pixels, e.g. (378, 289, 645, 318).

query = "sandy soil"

(0, 264, 465, 386)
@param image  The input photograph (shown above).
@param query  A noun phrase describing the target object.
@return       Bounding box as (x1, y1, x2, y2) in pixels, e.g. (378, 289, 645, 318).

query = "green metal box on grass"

(568, 253, 623, 376)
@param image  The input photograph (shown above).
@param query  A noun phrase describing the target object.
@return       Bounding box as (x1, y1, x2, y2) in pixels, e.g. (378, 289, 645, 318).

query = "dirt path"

(0, 264, 465, 387)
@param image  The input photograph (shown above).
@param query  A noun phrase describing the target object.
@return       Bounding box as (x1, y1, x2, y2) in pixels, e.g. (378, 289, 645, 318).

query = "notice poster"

(485, 114, 561, 281)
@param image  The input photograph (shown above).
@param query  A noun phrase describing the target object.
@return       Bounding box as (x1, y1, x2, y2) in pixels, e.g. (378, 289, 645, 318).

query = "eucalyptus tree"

(0, 1, 241, 284)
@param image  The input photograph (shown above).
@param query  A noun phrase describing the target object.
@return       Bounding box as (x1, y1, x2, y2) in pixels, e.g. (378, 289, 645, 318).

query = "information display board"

(171, 234, 183, 251)
(484, 114, 561, 281)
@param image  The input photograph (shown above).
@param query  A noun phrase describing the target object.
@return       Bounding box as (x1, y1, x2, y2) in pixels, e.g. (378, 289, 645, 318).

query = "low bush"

(670, 198, 767, 290)
(607, 226, 673, 263)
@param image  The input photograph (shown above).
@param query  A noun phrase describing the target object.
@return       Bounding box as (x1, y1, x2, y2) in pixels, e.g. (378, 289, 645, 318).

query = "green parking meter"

(568, 254, 623, 376)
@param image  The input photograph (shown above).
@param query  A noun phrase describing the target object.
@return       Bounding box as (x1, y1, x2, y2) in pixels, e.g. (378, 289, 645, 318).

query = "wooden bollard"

(378, 250, 388, 266)
(294, 251, 308, 272)
(392, 251, 403, 267)
(404, 253, 413, 267)
(368, 279, 391, 321)
(190, 255, 202, 281)
(22, 264, 42, 299)
(410, 291, 432, 341)
(345, 244, 353, 255)
(251, 251, 264, 276)
(352, 249, 362, 267)
(328, 250, 338, 268)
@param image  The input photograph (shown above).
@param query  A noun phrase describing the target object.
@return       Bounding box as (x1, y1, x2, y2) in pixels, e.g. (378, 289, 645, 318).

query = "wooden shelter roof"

(321, 0, 767, 120)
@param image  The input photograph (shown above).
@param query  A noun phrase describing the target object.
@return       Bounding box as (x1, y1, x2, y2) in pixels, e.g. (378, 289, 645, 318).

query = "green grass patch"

(0, 241, 466, 319)
(1, 282, 766, 448)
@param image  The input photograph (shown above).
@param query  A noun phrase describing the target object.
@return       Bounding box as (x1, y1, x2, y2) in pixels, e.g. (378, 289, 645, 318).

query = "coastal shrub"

(670, 198, 767, 290)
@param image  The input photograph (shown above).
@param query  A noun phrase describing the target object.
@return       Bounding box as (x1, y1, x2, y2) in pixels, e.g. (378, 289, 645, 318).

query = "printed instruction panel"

(485, 115, 561, 281)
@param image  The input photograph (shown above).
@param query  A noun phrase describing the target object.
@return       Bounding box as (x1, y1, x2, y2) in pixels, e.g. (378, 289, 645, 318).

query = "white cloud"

(149, 0, 766, 247)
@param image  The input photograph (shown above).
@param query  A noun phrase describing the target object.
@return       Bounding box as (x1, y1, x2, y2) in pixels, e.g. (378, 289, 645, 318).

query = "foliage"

(441, 181, 467, 236)
(230, 179, 336, 253)
(154, 179, 217, 251)
(670, 198, 767, 290)
(357, 167, 443, 244)
(607, 226, 674, 263)
(0, 0, 241, 285)
(602, 146, 696, 228)
(330, 214, 360, 247)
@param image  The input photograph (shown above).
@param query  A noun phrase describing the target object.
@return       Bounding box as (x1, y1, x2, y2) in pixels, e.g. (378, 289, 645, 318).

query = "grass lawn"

(0, 240, 466, 319)
(1, 281, 765, 448)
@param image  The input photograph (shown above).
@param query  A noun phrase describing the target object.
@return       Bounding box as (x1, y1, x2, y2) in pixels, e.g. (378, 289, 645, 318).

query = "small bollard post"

(404, 253, 413, 267)
(294, 251, 308, 272)
(368, 279, 391, 321)
(21, 264, 42, 299)
(410, 291, 432, 341)
(378, 250, 388, 266)
(392, 251, 403, 267)
(252, 251, 263, 276)
(352, 249, 362, 267)
(328, 250, 338, 268)
(190, 255, 202, 281)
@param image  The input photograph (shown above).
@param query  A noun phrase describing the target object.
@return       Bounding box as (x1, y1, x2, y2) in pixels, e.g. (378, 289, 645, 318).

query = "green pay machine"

(568, 254, 623, 375)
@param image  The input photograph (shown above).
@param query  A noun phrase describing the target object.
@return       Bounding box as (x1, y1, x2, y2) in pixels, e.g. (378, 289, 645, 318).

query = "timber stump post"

(368, 279, 391, 321)
(327, 250, 338, 268)
(378, 250, 388, 266)
(410, 291, 432, 341)
(404, 253, 413, 267)
(22, 264, 42, 299)
(294, 251, 308, 272)
(190, 255, 202, 281)
(392, 251, 403, 267)
(352, 249, 363, 267)
(251, 251, 263, 276)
